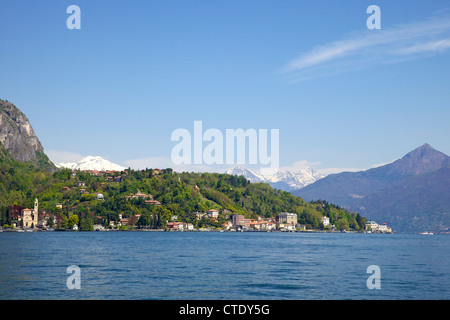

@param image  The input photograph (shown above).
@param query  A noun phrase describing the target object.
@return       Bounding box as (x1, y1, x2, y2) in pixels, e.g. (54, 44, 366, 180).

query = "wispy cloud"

(393, 38, 450, 55)
(47, 150, 83, 164)
(280, 158, 399, 176)
(123, 156, 173, 170)
(123, 156, 226, 173)
(279, 160, 322, 172)
(281, 14, 450, 81)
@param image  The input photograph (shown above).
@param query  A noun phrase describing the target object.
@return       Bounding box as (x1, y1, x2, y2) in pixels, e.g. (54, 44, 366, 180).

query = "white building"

(178, 222, 194, 231)
(366, 221, 379, 231)
(206, 209, 219, 219)
(365, 221, 392, 233)
(377, 223, 392, 233)
(322, 216, 330, 227)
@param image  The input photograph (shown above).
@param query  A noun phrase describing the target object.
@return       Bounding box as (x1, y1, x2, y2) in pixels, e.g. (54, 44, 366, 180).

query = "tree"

(335, 217, 349, 231)
(0, 206, 8, 227)
(46, 215, 55, 228)
(68, 214, 79, 230)
(137, 213, 151, 228)
(80, 214, 94, 231)
(59, 214, 69, 230)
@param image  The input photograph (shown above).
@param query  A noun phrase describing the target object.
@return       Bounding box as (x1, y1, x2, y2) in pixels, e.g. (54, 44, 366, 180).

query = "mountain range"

(293, 144, 450, 233)
(0, 99, 366, 232)
(2, 98, 449, 233)
(225, 166, 326, 191)
(57, 156, 127, 172)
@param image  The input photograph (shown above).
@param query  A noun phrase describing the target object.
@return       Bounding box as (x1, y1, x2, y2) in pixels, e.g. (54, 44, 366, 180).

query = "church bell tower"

(33, 198, 39, 227)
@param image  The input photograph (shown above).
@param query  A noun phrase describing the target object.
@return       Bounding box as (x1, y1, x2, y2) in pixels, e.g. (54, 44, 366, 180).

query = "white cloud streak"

(281, 14, 450, 81)
(394, 38, 450, 55)
(47, 150, 83, 164)
(123, 156, 227, 173)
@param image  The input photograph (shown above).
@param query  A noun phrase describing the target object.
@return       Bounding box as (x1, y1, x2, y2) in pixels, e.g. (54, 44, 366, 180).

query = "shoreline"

(0, 228, 395, 234)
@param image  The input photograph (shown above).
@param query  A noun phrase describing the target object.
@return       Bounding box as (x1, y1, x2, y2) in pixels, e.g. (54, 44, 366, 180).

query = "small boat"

(419, 231, 433, 235)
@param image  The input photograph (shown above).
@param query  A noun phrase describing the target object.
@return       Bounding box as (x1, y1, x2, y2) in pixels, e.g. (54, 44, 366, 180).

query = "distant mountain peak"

(394, 143, 449, 176)
(58, 155, 126, 171)
(225, 166, 326, 191)
(294, 144, 450, 233)
(404, 143, 435, 156)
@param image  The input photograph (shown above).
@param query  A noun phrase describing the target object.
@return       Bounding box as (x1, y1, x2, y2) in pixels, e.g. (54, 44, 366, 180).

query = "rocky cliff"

(0, 99, 54, 170)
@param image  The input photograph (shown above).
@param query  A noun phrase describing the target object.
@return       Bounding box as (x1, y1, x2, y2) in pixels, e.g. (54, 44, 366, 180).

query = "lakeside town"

(0, 169, 393, 234)
(0, 206, 393, 234)
(2, 200, 393, 234)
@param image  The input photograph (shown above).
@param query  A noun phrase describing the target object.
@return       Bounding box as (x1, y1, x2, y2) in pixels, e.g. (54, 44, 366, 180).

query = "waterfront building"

(222, 221, 232, 230)
(277, 212, 297, 224)
(365, 221, 379, 231)
(18, 199, 39, 228)
(206, 209, 219, 219)
(378, 223, 392, 233)
(365, 220, 392, 233)
(232, 214, 251, 230)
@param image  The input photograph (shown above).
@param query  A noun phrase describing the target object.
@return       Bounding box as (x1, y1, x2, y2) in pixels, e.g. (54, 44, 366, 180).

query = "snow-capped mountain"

(225, 166, 266, 183)
(57, 156, 127, 171)
(225, 166, 327, 191)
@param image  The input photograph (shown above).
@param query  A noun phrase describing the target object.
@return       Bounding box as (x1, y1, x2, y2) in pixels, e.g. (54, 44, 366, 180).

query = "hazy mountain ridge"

(354, 167, 450, 233)
(2, 99, 448, 233)
(293, 144, 450, 233)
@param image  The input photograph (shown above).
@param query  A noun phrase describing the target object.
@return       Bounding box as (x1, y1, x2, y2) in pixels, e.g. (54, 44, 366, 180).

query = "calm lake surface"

(0, 231, 448, 300)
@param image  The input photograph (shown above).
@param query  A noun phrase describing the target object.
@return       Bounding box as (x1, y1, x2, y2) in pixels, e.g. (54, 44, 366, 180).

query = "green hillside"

(0, 141, 56, 208)
(0, 148, 366, 231)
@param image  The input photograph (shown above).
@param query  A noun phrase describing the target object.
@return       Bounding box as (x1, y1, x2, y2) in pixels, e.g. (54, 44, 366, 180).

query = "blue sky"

(1, 0, 449, 174)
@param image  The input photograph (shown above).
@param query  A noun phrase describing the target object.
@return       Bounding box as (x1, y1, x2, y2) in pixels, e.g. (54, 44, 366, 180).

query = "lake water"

(0, 231, 448, 300)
